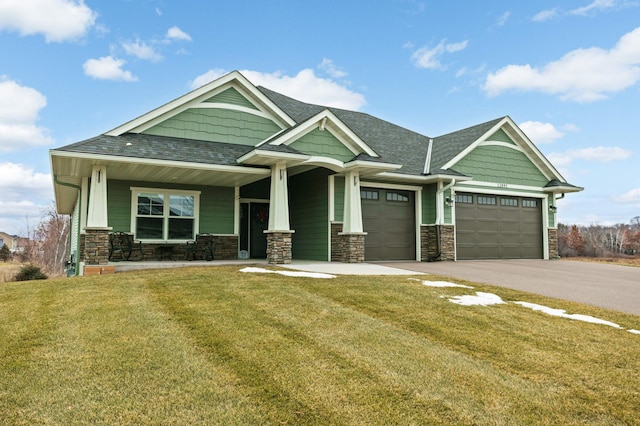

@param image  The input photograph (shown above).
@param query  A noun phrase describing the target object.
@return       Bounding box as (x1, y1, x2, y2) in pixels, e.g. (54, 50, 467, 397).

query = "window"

(360, 190, 379, 200)
(523, 199, 538, 208)
(477, 196, 496, 205)
(500, 198, 518, 207)
(132, 188, 200, 241)
(386, 191, 409, 202)
(455, 194, 473, 204)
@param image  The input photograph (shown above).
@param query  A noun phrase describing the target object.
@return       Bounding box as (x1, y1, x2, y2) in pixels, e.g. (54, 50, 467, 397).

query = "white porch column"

(86, 165, 109, 229)
(342, 170, 363, 233)
(268, 162, 291, 231)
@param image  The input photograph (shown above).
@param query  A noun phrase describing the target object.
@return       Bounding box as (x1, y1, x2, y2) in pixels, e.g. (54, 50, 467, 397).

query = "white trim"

(360, 181, 422, 191)
(193, 102, 275, 120)
(129, 187, 201, 241)
(328, 175, 335, 261)
(478, 140, 525, 151)
(234, 186, 240, 235)
(458, 180, 546, 192)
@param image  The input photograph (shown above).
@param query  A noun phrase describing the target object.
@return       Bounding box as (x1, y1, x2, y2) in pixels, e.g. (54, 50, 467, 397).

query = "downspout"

(54, 176, 82, 276)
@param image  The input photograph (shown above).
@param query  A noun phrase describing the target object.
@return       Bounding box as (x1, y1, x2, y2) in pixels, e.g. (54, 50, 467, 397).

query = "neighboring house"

(50, 71, 582, 275)
(0, 231, 26, 253)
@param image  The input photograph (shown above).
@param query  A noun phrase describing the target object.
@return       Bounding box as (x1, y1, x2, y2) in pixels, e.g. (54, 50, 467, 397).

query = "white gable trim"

(267, 109, 379, 158)
(442, 116, 566, 183)
(106, 71, 295, 136)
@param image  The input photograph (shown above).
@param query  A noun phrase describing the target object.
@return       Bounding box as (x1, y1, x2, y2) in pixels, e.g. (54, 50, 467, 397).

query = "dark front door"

(249, 203, 269, 259)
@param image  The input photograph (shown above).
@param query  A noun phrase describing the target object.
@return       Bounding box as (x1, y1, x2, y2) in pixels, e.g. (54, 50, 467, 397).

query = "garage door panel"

(455, 193, 542, 260)
(362, 188, 415, 261)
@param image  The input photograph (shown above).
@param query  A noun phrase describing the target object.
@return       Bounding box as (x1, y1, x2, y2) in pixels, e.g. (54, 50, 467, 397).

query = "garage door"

(455, 193, 542, 260)
(361, 188, 415, 261)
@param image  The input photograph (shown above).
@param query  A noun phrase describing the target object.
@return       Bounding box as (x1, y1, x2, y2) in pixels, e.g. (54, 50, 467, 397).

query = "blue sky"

(1, 0, 639, 236)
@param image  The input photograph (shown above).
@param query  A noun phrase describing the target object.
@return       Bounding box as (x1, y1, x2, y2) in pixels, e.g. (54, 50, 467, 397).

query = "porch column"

(339, 170, 367, 263)
(266, 162, 294, 264)
(86, 165, 109, 229)
(84, 165, 111, 271)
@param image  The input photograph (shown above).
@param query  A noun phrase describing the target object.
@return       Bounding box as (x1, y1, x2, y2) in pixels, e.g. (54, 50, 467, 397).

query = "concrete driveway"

(380, 260, 640, 316)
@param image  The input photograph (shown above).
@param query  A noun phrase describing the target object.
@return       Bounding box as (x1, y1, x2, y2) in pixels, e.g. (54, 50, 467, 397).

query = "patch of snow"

(418, 279, 473, 288)
(239, 267, 335, 279)
(628, 329, 640, 335)
(514, 302, 621, 329)
(449, 292, 506, 306)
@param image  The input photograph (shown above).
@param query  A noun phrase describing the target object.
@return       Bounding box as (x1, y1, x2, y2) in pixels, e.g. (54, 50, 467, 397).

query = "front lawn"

(1, 266, 638, 425)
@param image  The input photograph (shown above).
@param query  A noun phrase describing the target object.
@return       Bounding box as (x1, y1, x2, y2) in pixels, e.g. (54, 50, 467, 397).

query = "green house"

(50, 71, 582, 275)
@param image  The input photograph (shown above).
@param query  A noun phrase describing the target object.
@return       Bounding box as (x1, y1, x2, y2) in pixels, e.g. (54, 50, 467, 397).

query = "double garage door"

(455, 192, 543, 260)
(361, 187, 415, 261)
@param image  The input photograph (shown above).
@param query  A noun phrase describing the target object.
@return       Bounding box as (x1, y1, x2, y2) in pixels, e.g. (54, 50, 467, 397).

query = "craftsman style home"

(50, 71, 581, 275)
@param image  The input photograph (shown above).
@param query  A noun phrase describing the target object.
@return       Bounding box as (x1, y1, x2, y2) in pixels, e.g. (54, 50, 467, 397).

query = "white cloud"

(569, 0, 616, 16)
(0, 78, 52, 151)
(484, 26, 640, 102)
(122, 39, 163, 62)
(0, 0, 97, 42)
(532, 8, 558, 22)
(318, 58, 348, 79)
(411, 39, 468, 70)
(166, 26, 192, 42)
(190, 68, 367, 110)
(83, 56, 137, 82)
(0, 162, 52, 234)
(548, 146, 632, 170)
(496, 11, 510, 26)
(614, 187, 640, 204)
(519, 121, 565, 144)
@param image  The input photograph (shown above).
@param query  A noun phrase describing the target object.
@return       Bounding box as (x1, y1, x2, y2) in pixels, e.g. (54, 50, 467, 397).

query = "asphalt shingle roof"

(56, 133, 255, 166)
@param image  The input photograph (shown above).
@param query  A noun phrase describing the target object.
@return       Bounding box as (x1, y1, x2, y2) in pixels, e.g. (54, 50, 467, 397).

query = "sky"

(1, 0, 639, 236)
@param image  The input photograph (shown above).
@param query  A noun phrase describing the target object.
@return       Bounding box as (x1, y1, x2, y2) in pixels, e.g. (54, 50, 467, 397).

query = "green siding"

(444, 188, 453, 224)
(548, 194, 555, 228)
(487, 128, 516, 145)
(143, 108, 281, 145)
(290, 129, 355, 162)
(454, 145, 548, 186)
(333, 176, 345, 222)
(290, 169, 330, 260)
(107, 180, 235, 234)
(204, 87, 258, 110)
(422, 184, 437, 224)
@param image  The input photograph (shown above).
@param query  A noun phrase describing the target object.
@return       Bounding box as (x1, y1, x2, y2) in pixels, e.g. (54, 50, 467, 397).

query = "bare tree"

(19, 203, 70, 277)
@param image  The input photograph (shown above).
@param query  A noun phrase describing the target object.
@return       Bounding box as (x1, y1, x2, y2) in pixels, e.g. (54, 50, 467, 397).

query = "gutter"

(54, 176, 81, 276)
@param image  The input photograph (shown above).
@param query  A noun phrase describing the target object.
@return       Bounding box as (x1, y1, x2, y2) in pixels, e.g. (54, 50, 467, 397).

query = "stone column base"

(336, 232, 367, 263)
(421, 225, 455, 261)
(265, 230, 294, 264)
(84, 227, 111, 265)
(548, 228, 559, 259)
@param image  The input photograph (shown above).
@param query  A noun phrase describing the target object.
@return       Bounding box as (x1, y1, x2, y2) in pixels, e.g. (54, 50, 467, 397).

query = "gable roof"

(257, 87, 433, 176)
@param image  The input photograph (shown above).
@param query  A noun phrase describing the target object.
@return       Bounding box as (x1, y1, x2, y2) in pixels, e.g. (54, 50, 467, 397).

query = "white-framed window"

(131, 187, 200, 241)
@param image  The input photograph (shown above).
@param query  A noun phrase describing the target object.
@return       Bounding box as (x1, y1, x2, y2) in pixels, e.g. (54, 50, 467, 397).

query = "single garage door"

(361, 187, 415, 261)
(455, 193, 542, 260)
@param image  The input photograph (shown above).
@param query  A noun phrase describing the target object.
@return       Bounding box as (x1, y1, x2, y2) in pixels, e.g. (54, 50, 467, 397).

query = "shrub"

(14, 264, 48, 282)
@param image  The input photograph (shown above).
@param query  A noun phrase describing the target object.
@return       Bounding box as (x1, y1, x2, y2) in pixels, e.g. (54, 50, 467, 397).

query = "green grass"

(1, 266, 639, 425)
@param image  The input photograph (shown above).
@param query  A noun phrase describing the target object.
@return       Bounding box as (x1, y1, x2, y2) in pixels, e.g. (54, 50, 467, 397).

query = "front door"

(240, 202, 269, 259)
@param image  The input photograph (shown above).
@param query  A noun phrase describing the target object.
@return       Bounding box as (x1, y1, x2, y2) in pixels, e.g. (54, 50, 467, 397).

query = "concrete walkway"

(381, 260, 640, 316)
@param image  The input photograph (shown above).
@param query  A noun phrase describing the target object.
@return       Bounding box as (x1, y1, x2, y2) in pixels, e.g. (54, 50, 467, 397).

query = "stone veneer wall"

(548, 228, 559, 259)
(420, 225, 455, 261)
(115, 235, 240, 261)
(265, 231, 293, 264)
(83, 228, 110, 265)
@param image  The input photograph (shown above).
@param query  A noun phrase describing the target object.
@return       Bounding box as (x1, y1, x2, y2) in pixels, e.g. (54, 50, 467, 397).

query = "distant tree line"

(558, 217, 640, 258)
